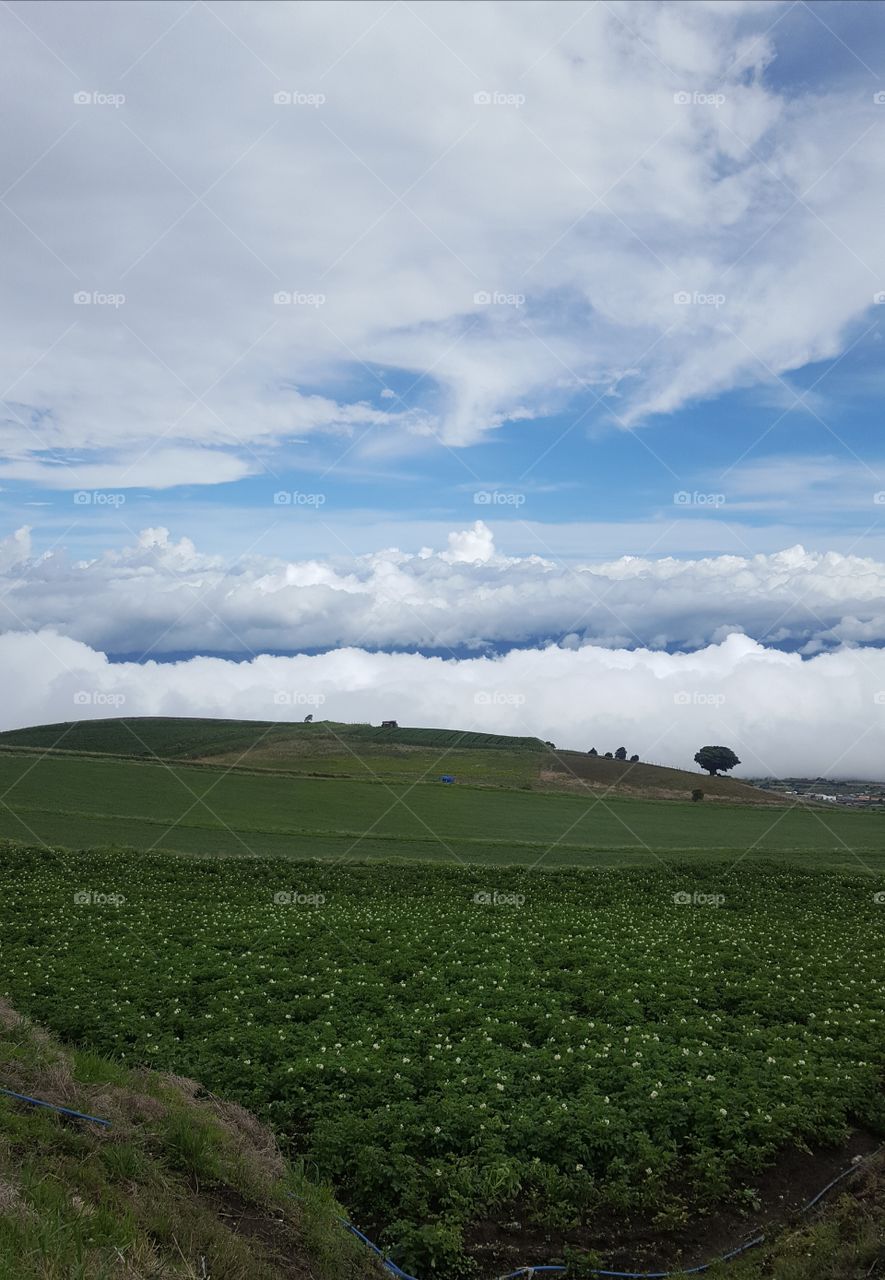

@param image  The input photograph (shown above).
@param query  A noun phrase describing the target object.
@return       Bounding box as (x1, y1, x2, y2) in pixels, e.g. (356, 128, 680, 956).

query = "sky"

(2, 0, 885, 775)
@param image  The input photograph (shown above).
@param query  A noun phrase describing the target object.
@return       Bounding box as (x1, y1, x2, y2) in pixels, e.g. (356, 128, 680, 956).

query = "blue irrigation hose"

(0, 1086, 111, 1127)
(295, 1145, 881, 1280)
(495, 1236, 766, 1277)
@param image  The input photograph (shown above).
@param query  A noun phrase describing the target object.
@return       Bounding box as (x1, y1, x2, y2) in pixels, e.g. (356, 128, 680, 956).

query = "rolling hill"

(0, 718, 880, 870)
(0, 715, 780, 801)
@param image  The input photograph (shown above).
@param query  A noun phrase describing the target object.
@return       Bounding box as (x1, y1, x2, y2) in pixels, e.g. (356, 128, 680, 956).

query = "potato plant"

(1, 846, 883, 1276)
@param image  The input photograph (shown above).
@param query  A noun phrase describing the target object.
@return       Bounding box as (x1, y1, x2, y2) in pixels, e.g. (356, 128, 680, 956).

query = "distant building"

(381, 719, 398, 729)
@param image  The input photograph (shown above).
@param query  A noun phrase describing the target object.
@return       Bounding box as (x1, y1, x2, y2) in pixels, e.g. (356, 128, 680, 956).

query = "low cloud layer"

(2, 522, 885, 656)
(3, 627, 885, 780)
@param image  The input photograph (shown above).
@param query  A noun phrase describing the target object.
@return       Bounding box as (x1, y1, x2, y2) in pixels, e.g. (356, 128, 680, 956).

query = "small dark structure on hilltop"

(381, 719, 398, 729)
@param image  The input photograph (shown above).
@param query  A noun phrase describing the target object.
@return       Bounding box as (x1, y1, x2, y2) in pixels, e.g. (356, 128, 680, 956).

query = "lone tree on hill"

(694, 745, 740, 776)
(614, 746, 627, 760)
(629, 753, 639, 763)
(588, 747, 598, 756)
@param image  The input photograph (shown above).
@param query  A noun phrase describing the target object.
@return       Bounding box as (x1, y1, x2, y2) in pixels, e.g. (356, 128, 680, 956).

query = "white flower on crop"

(575, 1163, 583, 1171)
(719, 1108, 727, 1116)
(650, 1090, 658, 1098)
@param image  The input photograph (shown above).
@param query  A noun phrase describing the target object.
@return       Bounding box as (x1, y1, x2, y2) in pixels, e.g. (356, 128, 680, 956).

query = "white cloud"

(3, 627, 885, 779)
(2, 520, 885, 657)
(0, 1, 883, 483)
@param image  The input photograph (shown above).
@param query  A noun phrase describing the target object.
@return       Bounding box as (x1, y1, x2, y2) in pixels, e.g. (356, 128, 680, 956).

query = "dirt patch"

(209, 1186, 317, 1280)
(464, 1130, 883, 1275)
(538, 770, 796, 807)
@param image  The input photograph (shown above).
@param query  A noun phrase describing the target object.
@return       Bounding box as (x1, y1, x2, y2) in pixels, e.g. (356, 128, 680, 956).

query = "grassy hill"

(0, 747, 881, 871)
(545, 750, 787, 804)
(0, 715, 792, 802)
(0, 716, 547, 760)
(0, 999, 374, 1280)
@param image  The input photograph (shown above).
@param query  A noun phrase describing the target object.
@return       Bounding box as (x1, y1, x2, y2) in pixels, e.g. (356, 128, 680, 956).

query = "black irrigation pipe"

(0, 1086, 111, 1127)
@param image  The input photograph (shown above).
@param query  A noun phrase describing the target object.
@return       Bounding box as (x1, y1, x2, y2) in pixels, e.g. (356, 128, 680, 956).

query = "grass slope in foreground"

(2, 844, 883, 1277)
(0, 997, 374, 1280)
(0, 751, 882, 871)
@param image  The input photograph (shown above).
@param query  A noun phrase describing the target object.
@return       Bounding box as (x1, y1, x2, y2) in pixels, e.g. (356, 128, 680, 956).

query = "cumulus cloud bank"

(4, 628, 885, 780)
(2, 522, 885, 656)
(2, 1, 885, 484)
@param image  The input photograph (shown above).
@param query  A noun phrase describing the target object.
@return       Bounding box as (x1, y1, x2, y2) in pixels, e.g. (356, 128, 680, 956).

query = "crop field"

(1, 844, 883, 1276)
(0, 751, 884, 870)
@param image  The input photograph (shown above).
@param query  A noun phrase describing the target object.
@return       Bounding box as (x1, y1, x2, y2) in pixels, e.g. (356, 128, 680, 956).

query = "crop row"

(1, 845, 883, 1276)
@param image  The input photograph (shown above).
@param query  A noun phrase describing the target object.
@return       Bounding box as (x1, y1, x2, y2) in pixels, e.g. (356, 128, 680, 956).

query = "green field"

(3, 717, 884, 1277)
(2, 845, 883, 1277)
(0, 750, 883, 870)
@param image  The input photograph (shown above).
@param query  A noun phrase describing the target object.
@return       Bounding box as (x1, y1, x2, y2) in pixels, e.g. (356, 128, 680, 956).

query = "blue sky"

(1, 0, 884, 567)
